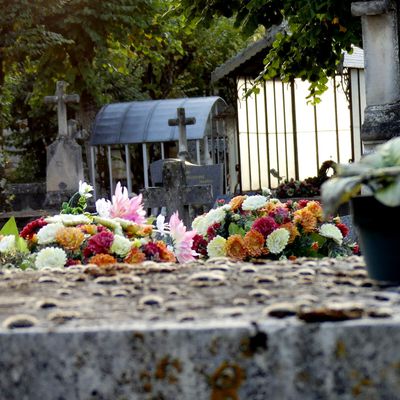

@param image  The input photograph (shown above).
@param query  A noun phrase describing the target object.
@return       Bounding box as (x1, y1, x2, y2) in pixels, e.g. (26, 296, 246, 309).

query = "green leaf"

(0, 217, 28, 253)
(228, 222, 246, 237)
(321, 176, 363, 217)
(375, 177, 400, 207)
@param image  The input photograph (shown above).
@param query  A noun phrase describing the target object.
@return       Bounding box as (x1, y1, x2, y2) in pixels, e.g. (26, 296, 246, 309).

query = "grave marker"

(44, 81, 83, 205)
(142, 159, 213, 227)
(150, 159, 223, 201)
(168, 107, 196, 162)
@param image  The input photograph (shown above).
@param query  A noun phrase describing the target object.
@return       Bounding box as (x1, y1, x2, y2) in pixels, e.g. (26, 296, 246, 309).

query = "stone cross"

(168, 108, 196, 162)
(141, 159, 213, 227)
(352, 0, 400, 152)
(44, 81, 83, 204)
(44, 81, 80, 139)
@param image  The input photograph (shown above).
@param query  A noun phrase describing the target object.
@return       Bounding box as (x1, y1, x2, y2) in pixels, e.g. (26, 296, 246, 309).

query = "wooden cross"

(168, 108, 196, 161)
(44, 81, 80, 139)
(141, 160, 213, 227)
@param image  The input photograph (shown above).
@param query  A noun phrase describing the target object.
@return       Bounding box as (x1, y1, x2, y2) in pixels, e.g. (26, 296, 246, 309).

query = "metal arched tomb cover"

(90, 96, 227, 146)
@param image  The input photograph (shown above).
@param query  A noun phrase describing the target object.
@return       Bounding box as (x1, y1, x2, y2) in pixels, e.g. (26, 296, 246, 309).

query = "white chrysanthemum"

(266, 228, 290, 254)
(204, 207, 226, 226)
(78, 180, 93, 198)
(35, 247, 67, 269)
(0, 235, 16, 253)
(221, 204, 232, 211)
(192, 215, 208, 237)
(110, 234, 132, 257)
(45, 214, 91, 226)
(242, 195, 268, 211)
(207, 235, 227, 258)
(95, 198, 112, 218)
(319, 223, 343, 245)
(37, 223, 64, 245)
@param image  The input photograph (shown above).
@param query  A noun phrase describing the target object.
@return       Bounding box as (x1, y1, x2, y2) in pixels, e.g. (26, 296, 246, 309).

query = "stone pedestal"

(352, 0, 400, 152)
(1, 257, 400, 399)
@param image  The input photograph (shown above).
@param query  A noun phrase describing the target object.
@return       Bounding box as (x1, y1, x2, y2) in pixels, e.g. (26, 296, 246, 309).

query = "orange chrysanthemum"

(280, 222, 300, 244)
(79, 224, 97, 235)
(305, 201, 323, 222)
(293, 209, 317, 233)
(89, 253, 117, 266)
(124, 247, 146, 264)
(229, 196, 246, 212)
(261, 201, 279, 215)
(156, 241, 177, 262)
(244, 230, 265, 258)
(56, 227, 85, 251)
(226, 234, 247, 261)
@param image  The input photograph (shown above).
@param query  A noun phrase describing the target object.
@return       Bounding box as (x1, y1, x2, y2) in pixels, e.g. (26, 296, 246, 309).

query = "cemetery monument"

(44, 81, 83, 206)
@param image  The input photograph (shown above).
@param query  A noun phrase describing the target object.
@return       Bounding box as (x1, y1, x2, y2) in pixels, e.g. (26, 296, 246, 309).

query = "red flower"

(192, 234, 208, 257)
(353, 244, 360, 255)
(85, 230, 114, 256)
(336, 222, 349, 237)
(207, 223, 221, 241)
(252, 216, 278, 238)
(298, 199, 309, 209)
(20, 218, 47, 240)
(66, 259, 82, 267)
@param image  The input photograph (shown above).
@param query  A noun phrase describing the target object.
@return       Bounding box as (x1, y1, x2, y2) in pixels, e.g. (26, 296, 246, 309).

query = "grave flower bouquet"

(0, 181, 197, 269)
(191, 195, 357, 261)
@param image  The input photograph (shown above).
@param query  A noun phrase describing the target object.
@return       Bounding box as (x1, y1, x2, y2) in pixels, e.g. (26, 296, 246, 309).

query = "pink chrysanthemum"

(169, 212, 197, 263)
(84, 230, 114, 257)
(252, 216, 278, 238)
(96, 182, 146, 224)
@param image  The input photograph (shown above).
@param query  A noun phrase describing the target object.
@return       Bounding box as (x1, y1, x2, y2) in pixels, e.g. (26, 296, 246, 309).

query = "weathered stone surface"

(1, 256, 400, 399)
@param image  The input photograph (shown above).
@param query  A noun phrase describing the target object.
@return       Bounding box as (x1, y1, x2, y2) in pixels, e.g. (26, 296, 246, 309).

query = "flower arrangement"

(275, 160, 336, 199)
(0, 181, 197, 269)
(191, 195, 357, 261)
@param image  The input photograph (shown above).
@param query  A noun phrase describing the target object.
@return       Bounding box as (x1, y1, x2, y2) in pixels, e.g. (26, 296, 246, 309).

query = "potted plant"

(321, 137, 400, 282)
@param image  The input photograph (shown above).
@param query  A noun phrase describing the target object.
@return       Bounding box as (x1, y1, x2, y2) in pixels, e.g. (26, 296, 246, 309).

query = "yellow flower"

(229, 195, 246, 212)
(56, 227, 85, 251)
(305, 201, 323, 222)
(293, 209, 317, 233)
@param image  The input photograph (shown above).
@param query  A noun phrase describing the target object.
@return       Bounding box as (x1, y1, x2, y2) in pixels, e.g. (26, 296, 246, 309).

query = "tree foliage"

(1, 0, 246, 184)
(181, 0, 362, 101)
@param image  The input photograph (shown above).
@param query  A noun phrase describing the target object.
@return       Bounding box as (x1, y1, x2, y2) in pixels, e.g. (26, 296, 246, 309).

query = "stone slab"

(1, 257, 400, 399)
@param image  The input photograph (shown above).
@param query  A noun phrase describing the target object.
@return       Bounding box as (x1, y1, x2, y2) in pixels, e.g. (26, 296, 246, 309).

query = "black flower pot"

(351, 196, 400, 282)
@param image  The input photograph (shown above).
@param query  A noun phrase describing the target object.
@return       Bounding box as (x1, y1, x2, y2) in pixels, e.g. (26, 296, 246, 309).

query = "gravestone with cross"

(168, 107, 196, 162)
(141, 159, 214, 227)
(352, 0, 400, 152)
(44, 81, 83, 205)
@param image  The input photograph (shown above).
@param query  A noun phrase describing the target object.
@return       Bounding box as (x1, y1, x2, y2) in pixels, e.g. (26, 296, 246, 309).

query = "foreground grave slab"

(1, 256, 400, 399)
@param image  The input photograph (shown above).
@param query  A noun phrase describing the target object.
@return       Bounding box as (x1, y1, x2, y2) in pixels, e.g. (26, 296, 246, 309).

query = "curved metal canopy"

(90, 96, 226, 146)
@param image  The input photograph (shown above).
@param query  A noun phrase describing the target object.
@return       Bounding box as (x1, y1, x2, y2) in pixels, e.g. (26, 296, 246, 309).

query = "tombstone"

(142, 159, 214, 227)
(352, 0, 400, 152)
(44, 81, 83, 206)
(150, 158, 224, 202)
(168, 107, 196, 162)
